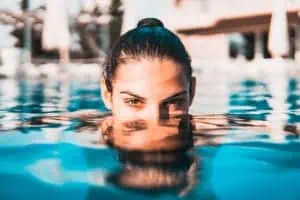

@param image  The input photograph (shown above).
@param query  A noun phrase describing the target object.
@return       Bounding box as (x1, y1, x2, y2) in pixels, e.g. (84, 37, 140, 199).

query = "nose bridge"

(144, 103, 160, 122)
(151, 103, 161, 121)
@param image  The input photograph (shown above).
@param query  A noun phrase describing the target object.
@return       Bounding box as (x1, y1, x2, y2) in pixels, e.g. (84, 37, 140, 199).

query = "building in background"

(1, 0, 300, 63)
(170, 0, 300, 61)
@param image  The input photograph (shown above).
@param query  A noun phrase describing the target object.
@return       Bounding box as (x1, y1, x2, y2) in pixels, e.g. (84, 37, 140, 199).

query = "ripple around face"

(0, 73, 299, 199)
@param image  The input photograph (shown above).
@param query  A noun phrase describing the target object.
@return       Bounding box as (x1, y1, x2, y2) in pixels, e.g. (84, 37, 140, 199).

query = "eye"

(167, 99, 186, 109)
(123, 98, 144, 107)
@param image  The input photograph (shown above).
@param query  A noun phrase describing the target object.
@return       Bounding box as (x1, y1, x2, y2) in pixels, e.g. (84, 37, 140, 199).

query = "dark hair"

(103, 18, 192, 92)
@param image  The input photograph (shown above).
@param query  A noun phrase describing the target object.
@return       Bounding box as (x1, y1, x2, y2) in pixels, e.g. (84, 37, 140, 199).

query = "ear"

(189, 77, 196, 106)
(100, 78, 113, 110)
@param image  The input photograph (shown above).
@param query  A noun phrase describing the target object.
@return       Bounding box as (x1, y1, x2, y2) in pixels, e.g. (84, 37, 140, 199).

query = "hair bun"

(137, 18, 164, 28)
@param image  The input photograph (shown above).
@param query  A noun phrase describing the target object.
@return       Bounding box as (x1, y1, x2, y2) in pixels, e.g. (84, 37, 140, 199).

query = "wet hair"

(103, 18, 192, 92)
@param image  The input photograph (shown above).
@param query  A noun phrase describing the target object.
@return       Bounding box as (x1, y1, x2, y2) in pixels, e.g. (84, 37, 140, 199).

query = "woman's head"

(101, 18, 196, 121)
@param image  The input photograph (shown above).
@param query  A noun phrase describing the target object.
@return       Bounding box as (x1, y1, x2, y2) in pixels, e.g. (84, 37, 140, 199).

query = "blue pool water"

(0, 73, 299, 200)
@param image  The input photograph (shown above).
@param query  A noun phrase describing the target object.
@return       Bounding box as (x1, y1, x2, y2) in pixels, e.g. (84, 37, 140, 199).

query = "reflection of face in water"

(105, 117, 197, 196)
(107, 150, 197, 197)
(103, 115, 193, 152)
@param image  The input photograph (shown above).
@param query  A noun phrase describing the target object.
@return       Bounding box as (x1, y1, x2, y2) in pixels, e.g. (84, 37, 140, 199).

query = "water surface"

(0, 70, 299, 199)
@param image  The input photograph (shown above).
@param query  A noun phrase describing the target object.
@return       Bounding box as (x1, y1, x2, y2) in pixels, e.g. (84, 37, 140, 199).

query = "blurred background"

(1, 0, 300, 69)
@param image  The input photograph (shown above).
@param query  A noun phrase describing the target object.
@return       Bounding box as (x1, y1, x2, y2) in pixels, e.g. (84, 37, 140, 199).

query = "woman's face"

(101, 57, 195, 122)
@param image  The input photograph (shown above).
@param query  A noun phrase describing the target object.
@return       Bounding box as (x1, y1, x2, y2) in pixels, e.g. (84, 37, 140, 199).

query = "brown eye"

(124, 98, 143, 107)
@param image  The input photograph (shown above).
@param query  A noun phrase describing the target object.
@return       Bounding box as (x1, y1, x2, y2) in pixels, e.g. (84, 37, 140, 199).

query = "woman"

(22, 18, 298, 149)
(101, 18, 195, 118)
(99, 17, 195, 143)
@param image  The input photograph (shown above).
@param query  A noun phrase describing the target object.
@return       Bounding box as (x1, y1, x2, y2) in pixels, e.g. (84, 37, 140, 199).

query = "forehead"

(113, 58, 188, 91)
(115, 58, 181, 79)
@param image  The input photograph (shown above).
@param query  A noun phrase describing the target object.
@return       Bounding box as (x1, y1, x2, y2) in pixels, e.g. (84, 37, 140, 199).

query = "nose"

(141, 104, 161, 123)
(150, 104, 161, 122)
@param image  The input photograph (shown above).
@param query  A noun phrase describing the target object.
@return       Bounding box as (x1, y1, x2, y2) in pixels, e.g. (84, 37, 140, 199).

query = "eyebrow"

(119, 90, 187, 102)
(120, 91, 146, 100)
(163, 91, 187, 103)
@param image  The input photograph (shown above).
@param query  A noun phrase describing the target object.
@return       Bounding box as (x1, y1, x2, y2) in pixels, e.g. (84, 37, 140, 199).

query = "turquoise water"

(0, 77, 300, 200)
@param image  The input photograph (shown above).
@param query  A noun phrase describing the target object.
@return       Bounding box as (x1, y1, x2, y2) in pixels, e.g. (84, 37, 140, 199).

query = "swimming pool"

(0, 62, 299, 200)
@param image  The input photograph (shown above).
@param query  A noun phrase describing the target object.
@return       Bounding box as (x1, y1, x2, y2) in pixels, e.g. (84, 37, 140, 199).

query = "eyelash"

(124, 98, 144, 107)
(123, 98, 186, 109)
